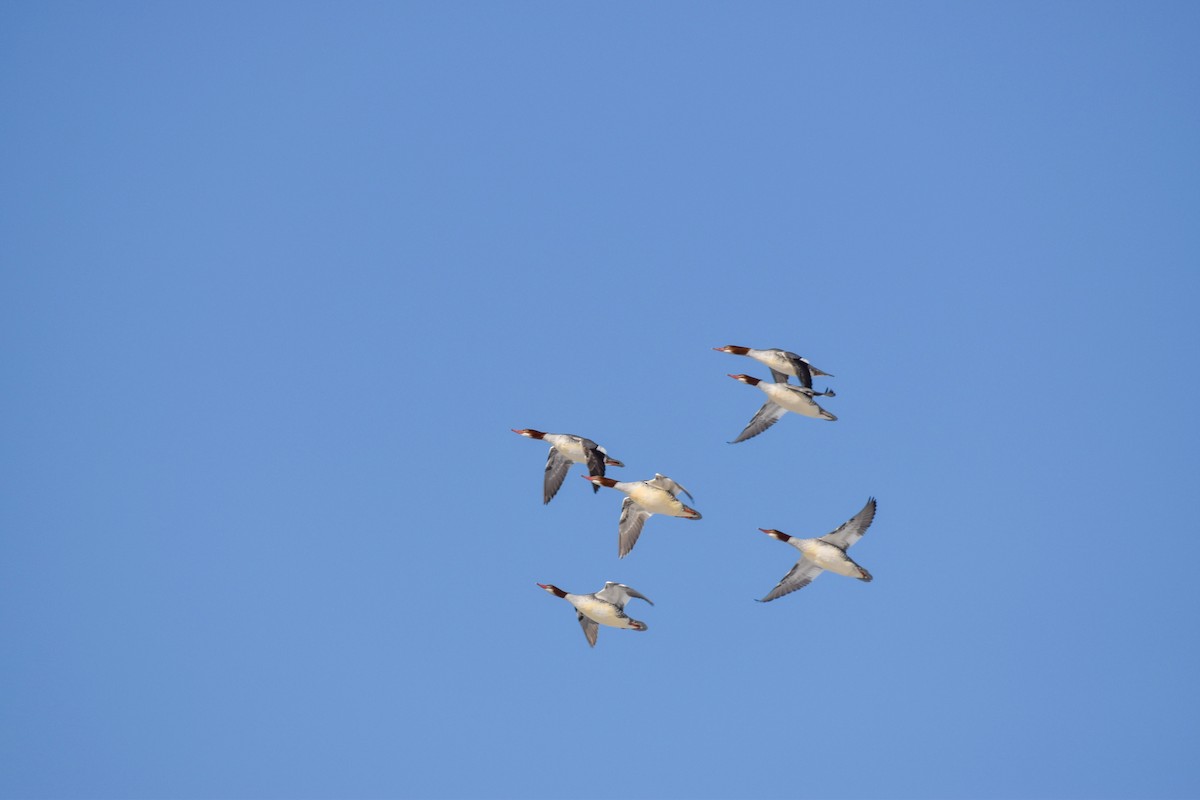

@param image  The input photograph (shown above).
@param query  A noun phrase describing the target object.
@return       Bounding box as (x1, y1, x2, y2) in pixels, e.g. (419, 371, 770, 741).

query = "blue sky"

(2, 3, 1198, 798)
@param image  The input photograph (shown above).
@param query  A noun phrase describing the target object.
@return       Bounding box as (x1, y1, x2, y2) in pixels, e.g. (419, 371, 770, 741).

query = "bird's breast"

(548, 436, 587, 463)
(763, 384, 823, 416)
(628, 485, 682, 515)
(572, 598, 628, 628)
(800, 540, 860, 576)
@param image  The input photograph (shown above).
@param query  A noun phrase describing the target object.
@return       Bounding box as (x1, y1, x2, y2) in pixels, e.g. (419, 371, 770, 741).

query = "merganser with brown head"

(583, 473, 701, 558)
(511, 429, 624, 504)
(725, 374, 836, 443)
(756, 498, 878, 602)
(713, 345, 834, 390)
(537, 581, 653, 647)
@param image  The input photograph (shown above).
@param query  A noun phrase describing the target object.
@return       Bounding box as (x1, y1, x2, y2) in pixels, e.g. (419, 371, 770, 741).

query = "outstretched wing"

(769, 368, 790, 384)
(819, 497, 877, 550)
(618, 497, 651, 558)
(543, 447, 572, 504)
(576, 610, 599, 647)
(731, 401, 787, 443)
(760, 557, 824, 602)
(583, 442, 606, 493)
(782, 352, 815, 389)
(648, 473, 693, 502)
(596, 581, 654, 609)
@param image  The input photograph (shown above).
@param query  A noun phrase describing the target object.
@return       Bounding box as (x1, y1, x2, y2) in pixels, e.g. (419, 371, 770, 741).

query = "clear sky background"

(2, 3, 1198, 799)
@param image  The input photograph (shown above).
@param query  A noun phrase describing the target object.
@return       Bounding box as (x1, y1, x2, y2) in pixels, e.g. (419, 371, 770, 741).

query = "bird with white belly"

(756, 497, 878, 602)
(583, 473, 702, 558)
(713, 344, 835, 390)
(725, 373, 836, 443)
(512, 428, 624, 504)
(537, 581, 653, 647)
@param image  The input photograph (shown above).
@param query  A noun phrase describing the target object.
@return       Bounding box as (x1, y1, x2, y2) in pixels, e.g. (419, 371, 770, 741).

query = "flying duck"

(713, 345, 834, 390)
(537, 581, 653, 647)
(512, 429, 624, 503)
(756, 497, 878, 601)
(726, 374, 836, 443)
(583, 474, 701, 558)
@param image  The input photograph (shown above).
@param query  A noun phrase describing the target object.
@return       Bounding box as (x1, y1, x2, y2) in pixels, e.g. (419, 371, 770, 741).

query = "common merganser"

(512, 429, 624, 504)
(713, 345, 834, 390)
(756, 497, 877, 602)
(537, 581, 653, 647)
(726, 374, 836, 443)
(583, 474, 701, 558)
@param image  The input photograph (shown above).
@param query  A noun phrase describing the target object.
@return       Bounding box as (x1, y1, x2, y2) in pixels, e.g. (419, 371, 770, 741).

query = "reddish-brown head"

(537, 583, 567, 598)
(728, 373, 761, 386)
(714, 345, 750, 355)
(759, 528, 791, 542)
(583, 475, 618, 488)
(682, 506, 703, 520)
(512, 428, 546, 439)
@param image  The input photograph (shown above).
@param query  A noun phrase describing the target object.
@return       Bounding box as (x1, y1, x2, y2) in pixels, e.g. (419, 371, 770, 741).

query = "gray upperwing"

(784, 353, 815, 389)
(819, 497, 877, 550)
(543, 447, 572, 504)
(648, 473, 693, 502)
(769, 368, 790, 384)
(618, 497, 651, 559)
(576, 610, 599, 647)
(760, 557, 824, 602)
(596, 582, 654, 608)
(583, 443, 606, 492)
(731, 400, 788, 443)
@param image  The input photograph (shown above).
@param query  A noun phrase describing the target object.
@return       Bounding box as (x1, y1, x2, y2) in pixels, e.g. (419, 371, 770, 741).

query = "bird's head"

(758, 528, 792, 542)
(583, 475, 618, 488)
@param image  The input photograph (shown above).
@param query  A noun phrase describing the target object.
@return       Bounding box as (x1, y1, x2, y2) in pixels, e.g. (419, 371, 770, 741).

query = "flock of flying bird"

(515, 344, 880, 647)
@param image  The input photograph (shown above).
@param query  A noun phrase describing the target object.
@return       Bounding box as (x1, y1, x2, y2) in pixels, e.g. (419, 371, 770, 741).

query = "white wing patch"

(596, 582, 654, 608)
(648, 474, 693, 502)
